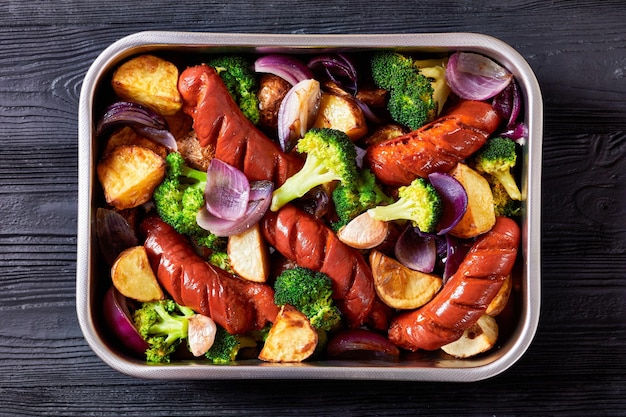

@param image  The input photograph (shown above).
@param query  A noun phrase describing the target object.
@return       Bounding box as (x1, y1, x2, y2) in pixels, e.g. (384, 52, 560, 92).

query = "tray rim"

(77, 31, 542, 381)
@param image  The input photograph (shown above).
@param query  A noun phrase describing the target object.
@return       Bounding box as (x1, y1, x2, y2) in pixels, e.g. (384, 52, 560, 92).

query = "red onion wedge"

(277, 79, 321, 152)
(102, 287, 148, 356)
(254, 54, 313, 86)
(197, 180, 273, 236)
(308, 54, 358, 95)
(204, 159, 250, 221)
(327, 329, 400, 361)
(394, 225, 437, 273)
(492, 80, 522, 129)
(95, 101, 177, 151)
(96, 207, 139, 265)
(445, 52, 513, 101)
(442, 234, 472, 283)
(428, 172, 468, 235)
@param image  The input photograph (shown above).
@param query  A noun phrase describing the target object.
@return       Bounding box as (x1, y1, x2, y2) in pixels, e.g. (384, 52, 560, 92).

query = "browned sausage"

(388, 217, 520, 351)
(178, 64, 303, 186)
(141, 215, 279, 335)
(261, 204, 375, 328)
(366, 100, 501, 186)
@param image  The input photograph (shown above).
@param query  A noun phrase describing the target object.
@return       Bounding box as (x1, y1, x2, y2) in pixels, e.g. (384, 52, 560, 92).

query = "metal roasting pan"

(77, 31, 542, 381)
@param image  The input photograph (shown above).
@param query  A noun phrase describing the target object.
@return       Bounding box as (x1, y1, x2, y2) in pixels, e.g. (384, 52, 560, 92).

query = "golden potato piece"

(104, 126, 167, 158)
(258, 305, 318, 363)
(441, 314, 499, 358)
(486, 274, 512, 317)
(97, 145, 166, 210)
(312, 92, 368, 141)
(369, 250, 442, 310)
(448, 163, 496, 239)
(228, 223, 270, 283)
(111, 246, 164, 302)
(111, 54, 182, 116)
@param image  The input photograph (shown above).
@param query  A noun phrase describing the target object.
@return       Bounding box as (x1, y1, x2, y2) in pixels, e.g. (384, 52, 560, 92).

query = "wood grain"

(0, 0, 624, 415)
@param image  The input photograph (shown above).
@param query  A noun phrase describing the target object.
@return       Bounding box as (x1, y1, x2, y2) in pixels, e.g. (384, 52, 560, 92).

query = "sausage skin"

(366, 100, 501, 186)
(388, 217, 520, 351)
(141, 215, 279, 335)
(178, 64, 303, 186)
(261, 205, 375, 328)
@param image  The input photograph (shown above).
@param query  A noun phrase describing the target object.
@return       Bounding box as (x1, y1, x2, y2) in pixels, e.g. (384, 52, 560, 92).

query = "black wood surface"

(1, 1, 624, 415)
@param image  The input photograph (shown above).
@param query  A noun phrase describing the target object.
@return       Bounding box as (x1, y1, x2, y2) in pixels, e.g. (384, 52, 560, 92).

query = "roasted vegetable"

(97, 145, 166, 210)
(111, 54, 182, 116)
(370, 52, 449, 130)
(133, 299, 195, 363)
(110, 246, 164, 302)
(367, 177, 442, 234)
(474, 137, 522, 201)
(273, 266, 341, 331)
(152, 152, 226, 252)
(270, 128, 358, 211)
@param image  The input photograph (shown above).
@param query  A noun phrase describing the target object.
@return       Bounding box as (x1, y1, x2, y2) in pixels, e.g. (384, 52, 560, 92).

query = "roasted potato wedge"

(104, 126, 167, 158)
(97, 145, 166, 210)
(486, 274, 512, 316)
(111, 54, 182, 116)
(111, 246, 164, 302)
(448, 163, 496, 238)
(360, 124, 406, 147)
(441, 314, 499, 358)
(258, 305, 318, 363)
(369, 250, 442, 310)
(312, 92, 368, 141)
(228, 223, 270, 283)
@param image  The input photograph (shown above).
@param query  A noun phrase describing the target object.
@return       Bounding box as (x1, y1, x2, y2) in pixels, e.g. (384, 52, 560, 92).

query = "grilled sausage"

(366, 100, 501, 186)
(141, 215, 279, 334)
(388, 216, 520, 351)
(261, 204, 375, 327)
(178, 64, 303, 186)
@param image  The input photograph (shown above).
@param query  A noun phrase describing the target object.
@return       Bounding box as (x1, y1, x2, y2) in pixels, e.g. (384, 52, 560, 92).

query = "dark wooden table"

(1, 1, 624, 415)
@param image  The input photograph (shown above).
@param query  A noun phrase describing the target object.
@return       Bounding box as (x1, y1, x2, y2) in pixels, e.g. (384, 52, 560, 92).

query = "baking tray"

(77, 31, 542, 381)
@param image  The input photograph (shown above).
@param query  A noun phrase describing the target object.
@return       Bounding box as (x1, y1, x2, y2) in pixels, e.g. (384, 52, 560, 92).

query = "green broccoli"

(474, 137, 522, 201)
(133, 299, 195, 363)
(370, 52, 449, 130)
(367, 177, 442, 233)
(270, 128, 358, 211)
(207, 55, 260, 124)
(490, 179, 521, 217)
(205, 326, 256, 364)
(273, 266, 341, 331)
(331, 168, 392, 231)
(153, 152, 227, 252)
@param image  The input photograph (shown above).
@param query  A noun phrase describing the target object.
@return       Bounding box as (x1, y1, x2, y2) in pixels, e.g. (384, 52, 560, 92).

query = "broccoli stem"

(493, 172, 522, 201)
(270, 155, 340, 211)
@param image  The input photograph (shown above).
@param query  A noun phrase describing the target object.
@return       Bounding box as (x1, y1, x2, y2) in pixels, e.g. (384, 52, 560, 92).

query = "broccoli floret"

(331, 168, 392, 231)
(367, 177, 442, 233)
(205, 326, 256, 364)
(270, 128, 358, 211)
(133, 299, 195, 363)
(273, 266, 341, 331)
(207, 55, 260, 124)
(474, 137, 522, 201)
(370, 52, 449, 130)
(153, 152, 227, 252)
(490, 179, 521, 217)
